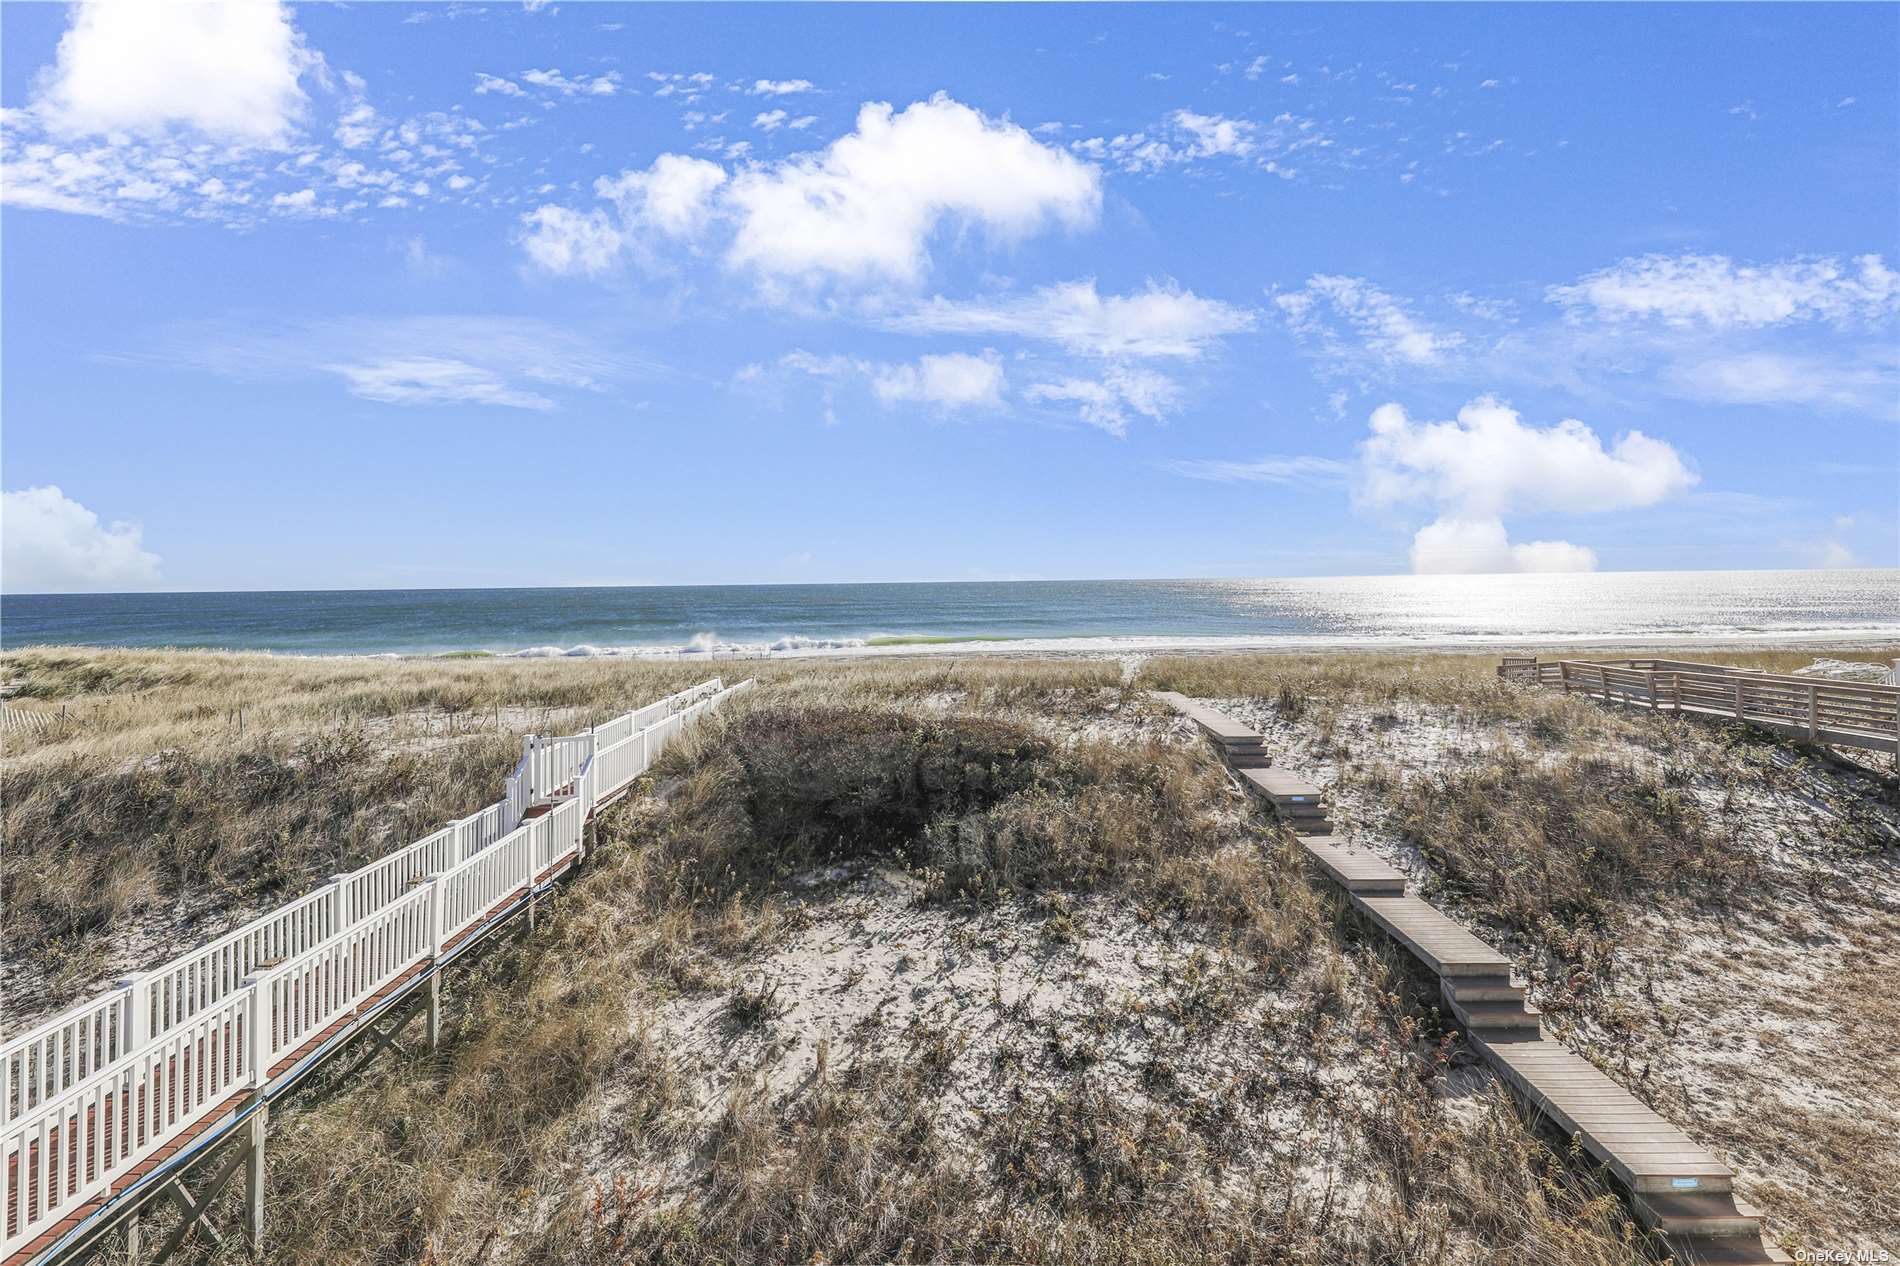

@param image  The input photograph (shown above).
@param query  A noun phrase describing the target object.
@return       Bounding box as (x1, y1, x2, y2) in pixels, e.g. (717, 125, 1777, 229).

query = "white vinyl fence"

(1, 676, 752, 1254)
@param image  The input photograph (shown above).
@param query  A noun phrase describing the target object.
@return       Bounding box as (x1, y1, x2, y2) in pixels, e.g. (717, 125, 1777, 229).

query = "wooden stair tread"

(1350, 896, 1513, 975)
(1239, 767, 1323, 799)
(1298, 836, 1405, 894)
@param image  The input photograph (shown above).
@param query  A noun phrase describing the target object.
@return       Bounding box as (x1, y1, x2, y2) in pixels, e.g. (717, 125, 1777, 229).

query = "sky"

(2, 0, 1896, 594)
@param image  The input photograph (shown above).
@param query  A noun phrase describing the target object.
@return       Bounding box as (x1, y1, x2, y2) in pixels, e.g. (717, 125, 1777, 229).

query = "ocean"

(3, 570, 1897, 659)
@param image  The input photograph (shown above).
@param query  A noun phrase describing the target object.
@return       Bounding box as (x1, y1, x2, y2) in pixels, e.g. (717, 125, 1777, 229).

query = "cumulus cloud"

(751, 79, 815, 96)
(596, 153, 727, 237)
(518, 205, 623, 275)
(3, 19, 487, 227)
(2, 485, 162, 593)
(524, 95, 1098, 292)
(1358, 396, 1697, 574)
(1360, 396, 1696, 517)
(33, 0, 312, 145)
(723, 94, 1099, 287)
(889, 280, 1255, 359)
(1407, 516, 1598, 574)
(1275, 275, 1463, 368)
(1549, 253, 1899, 329)
(519, 154, 728, 275)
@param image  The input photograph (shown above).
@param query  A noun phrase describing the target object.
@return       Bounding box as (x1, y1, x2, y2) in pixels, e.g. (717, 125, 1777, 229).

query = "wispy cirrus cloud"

(1271, 253, 1900, 419)
(1165, 455, 1352, 486)
(122, 315, 653, 412)
(1548, 253, 1899, 329)
(887, 280, 1256, 359)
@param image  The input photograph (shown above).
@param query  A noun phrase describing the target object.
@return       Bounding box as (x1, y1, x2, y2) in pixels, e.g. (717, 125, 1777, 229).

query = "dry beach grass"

(3, 645, 1895, 1262)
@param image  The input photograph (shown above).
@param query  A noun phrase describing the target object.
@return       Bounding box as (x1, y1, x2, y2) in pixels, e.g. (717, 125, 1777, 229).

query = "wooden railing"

(1498, 656, 1900, 754)
(0, 676, 753, 1255)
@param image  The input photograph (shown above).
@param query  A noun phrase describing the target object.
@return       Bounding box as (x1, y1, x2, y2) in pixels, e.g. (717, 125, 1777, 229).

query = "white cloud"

(1408, 516, 1598, 574)
(1358, 396, 1696, 575)
(1073, 108, 1323, 176)
(520, 68, 621, 97)
(475, 73, 526, 97)
(1360, 396, 1696, 517)
(1024, 365, 1179, 437)
(1549, 253, 1899, 329)
(597, 153, 727, 236)
(34, 0, 312, 145)
(1667, 349, 1900, 415)
(1172, 110, 1256, 159)
(753, 109, 788, 132)
(3, 52, 489, 227)
(751, 78, 816, 96)
(1276, 275, 1463, 367)
(523, 95, 1096, 292)
(517, 205, 625, 275)
(777, 348, 1006, 415)
(322, 357, 556, 410)
(144, 314, 640, 412)
(723, 93, 1100, 287)
(869, 352, 1006, 409)
(2, 486, 162, 593)
(890, 280, 1255, 358)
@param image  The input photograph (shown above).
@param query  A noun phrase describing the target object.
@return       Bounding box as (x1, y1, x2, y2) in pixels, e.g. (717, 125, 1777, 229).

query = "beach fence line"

(1, 676, 755, 1263)
(1498, 656, 1900, 757)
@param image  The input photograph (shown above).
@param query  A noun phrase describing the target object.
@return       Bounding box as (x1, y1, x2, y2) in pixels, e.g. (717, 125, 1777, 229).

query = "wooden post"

(426, 974, 442, 1052)
(1808, 684, 1819, 741)
(327, 874, 351, 936)
(241, 977, 267, 1088)
(116, 973, 147, 1057)
(126, 1211, 140, 1264)
(245, 1105, 267, 1251)
(1734, 678, 1744, 720)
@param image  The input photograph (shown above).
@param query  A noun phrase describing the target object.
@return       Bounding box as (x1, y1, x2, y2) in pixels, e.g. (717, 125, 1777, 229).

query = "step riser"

(1447, 983, 1527, 1003)
(1629, 1176, 1735, 1196)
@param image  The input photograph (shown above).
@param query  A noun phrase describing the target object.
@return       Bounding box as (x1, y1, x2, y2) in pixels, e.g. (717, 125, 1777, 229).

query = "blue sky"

(2, 1, 1896, 593)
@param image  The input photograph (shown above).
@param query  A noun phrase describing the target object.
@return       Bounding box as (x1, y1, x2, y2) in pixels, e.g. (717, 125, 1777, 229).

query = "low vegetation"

(0, 647, 1692, 1265)
(1140, 647, 1900, 1253)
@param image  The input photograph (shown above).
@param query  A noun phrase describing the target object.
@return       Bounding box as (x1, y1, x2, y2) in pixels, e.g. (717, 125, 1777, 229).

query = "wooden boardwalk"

(3, 679, 754, 1265)
(2, 861, 570, 1265)
(1157, 691, 1793, 1265)
(1501, 656, 1900, 757)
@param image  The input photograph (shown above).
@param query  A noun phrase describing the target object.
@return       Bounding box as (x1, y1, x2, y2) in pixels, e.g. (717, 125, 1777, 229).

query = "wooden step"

(1297, 835, 1405, 896)
(1634, 1192, 1765, 1237)
(1240, 767, 1323, 802)
(1478, 1038, 1734, 1195)
(1446, 997, 1542, 1032)
(1351, 895, 1514, 977)
(1153, 693, 1264, 745)
(1663, 1236, 1793, 1265)
(1444, 973, 1527, 1003)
